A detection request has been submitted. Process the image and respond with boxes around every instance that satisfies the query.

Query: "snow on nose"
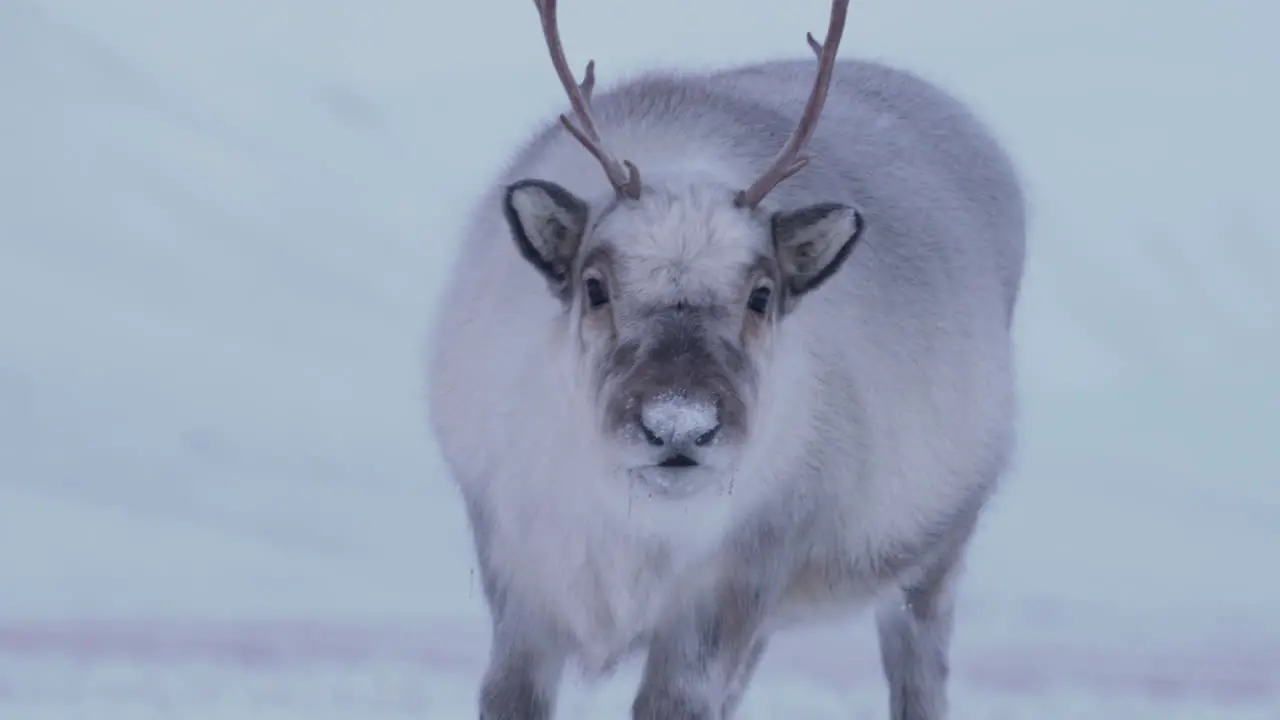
[639,394,721,450]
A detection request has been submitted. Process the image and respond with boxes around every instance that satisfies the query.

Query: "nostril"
[694,425,720,446]
[641,423,665,447]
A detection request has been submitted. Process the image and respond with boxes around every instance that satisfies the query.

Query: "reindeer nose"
[638,395,721,451]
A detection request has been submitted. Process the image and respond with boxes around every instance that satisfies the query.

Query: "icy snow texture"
[1,0,1277,717]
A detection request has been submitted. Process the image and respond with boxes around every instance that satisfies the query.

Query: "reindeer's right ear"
[503,179,590,294]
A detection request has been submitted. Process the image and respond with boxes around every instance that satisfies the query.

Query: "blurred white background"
[1,0,1277,717]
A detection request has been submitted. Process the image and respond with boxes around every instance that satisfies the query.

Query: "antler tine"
[736,0,851,209]
[806,31,823,58]
[579,59,596,101]
[532,0,641,199]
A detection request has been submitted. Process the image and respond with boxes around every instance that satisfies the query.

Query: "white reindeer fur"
[427,53,1025,720]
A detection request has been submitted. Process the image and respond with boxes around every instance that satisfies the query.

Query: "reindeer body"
[428,42,1024,720]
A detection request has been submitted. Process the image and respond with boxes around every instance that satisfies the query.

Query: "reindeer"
[425,0,1026,717]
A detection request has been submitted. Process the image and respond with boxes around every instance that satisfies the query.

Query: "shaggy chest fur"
[486,470,736,678]
[552,531,681,677]
[494,497,721,676]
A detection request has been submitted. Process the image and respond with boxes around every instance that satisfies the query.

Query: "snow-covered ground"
[2,0,1278,717]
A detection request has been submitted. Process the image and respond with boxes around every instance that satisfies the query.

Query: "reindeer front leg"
[632,517,801,720]
[632,584,769,720]
[479,622,566,720]
[464,494,568,720]
[874,535,973,720]
[721,636,769,718]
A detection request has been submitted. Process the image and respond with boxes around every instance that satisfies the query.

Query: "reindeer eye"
[747,286,772,315]
[585,276,610,308]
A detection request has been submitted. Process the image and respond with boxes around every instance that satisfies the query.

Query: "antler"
[735,0,851,209]
[532,0,642,200]
[806,32,824,58]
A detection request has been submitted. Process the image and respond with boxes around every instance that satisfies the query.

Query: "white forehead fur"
[590,182,766,304]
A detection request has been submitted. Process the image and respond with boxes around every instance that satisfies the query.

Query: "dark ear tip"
[503,181,531,214]
[504,178,543,200]
[774,201,866,299]
[504,178,590,218]
[828,204,865,242]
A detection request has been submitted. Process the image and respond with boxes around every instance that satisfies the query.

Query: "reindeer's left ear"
[772,202,865,297]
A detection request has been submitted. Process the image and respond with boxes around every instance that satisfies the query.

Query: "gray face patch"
[602,303,752,449]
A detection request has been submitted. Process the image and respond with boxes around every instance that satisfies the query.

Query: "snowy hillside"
[1,0,1277,717]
